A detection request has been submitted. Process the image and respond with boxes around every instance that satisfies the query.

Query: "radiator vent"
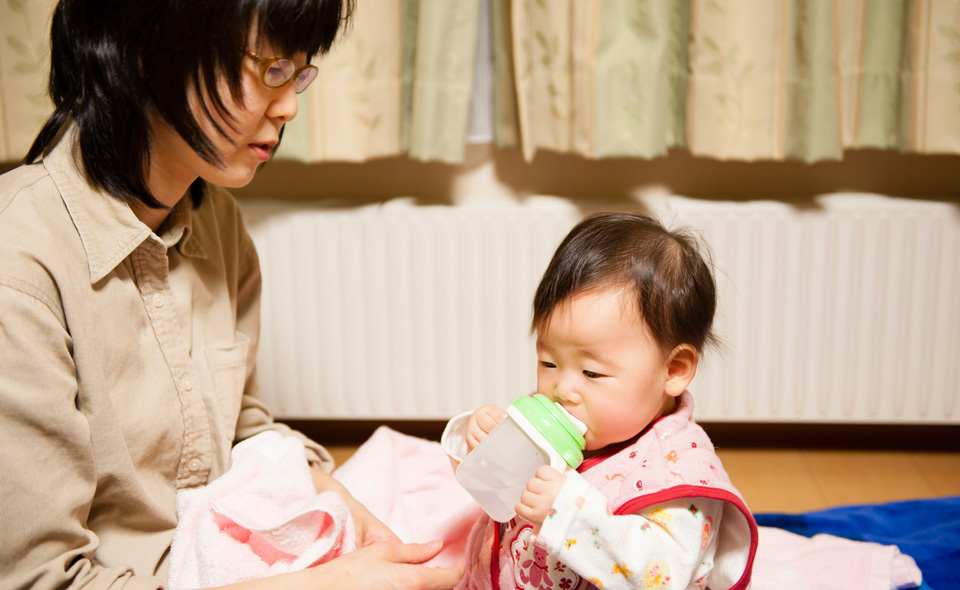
[242,195,960,424]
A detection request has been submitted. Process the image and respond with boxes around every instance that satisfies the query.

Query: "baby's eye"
[583,370,602,379]
[539,361,556,369]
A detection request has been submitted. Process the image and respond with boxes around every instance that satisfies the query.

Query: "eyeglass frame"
[245,51,319,94]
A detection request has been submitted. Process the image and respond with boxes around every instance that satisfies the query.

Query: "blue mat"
[755,496,960,590]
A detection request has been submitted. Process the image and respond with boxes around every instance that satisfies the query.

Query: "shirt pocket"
[205,332,249,442]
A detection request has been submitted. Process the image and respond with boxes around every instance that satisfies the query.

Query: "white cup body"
[455,411,551,522]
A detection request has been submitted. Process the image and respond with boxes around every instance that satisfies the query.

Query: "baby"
[452,213,758,590]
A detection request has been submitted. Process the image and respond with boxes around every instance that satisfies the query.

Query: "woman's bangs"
[255,0,350,58]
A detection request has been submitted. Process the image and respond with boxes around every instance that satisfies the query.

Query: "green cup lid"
[512,394,586,468]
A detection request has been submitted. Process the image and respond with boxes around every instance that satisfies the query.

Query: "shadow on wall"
[229,143,960,205]
[4,143,958,205]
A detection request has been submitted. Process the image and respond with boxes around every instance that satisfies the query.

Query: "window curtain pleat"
[492,0,520,148]
[408,0,482,163]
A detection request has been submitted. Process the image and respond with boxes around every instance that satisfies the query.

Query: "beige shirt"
[0,133,333,590]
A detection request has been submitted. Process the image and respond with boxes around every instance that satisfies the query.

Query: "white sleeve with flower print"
[535,471,724,590]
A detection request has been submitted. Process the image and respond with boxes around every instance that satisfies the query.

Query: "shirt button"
[152,293,165,308]
[181,378,193,391]
[188,459,201,472]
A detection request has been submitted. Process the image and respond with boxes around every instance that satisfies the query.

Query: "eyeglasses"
[245,51,318,93]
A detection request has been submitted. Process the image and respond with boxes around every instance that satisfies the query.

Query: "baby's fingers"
[533,464,564,483]
[466,405,506,451]
[515,491,553,525]
[475,405,506,433]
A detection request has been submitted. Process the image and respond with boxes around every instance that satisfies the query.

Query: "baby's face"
[535,287,675,451]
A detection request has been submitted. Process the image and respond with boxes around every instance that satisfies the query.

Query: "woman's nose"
[267,82,299,122]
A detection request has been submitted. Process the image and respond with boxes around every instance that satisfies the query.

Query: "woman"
[0,1,462,588]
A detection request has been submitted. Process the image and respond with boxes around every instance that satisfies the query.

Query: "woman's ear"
[664,344,698,397]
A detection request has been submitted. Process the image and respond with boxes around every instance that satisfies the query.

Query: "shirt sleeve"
[229,202,334,472]
[536,470,724,590]
[0,283,164,590]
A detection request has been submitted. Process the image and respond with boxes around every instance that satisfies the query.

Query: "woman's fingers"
[301,541,464,590]
[377,540,444,564]
[369,542,465,589]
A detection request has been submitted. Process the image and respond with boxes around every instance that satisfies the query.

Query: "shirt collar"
[43,128,206,284]
[157,191,206,260]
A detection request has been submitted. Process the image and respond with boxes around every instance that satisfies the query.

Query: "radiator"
[240,195,960,424]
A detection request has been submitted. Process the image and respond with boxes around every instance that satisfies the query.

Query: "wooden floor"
[711,449,960,513]
[325,445,960,514]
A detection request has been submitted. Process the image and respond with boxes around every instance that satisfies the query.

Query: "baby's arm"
[536,471,724,590]
[464,404,506,452]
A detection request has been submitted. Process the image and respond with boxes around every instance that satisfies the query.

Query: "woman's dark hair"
[532,213,718,355]
[25,0,353,209]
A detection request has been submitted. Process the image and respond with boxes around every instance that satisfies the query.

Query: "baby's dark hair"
[532,213,718,355]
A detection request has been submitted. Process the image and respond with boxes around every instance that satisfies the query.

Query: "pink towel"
[167,432,356,589]
[333,426,482,568]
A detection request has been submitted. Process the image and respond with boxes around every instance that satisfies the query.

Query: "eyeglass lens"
[293,67,318,93]
[262,59,317,93]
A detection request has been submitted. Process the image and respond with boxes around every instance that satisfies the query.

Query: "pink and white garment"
[451,392,758,590]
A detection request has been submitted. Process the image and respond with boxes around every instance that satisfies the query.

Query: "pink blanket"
[752,528,922,590]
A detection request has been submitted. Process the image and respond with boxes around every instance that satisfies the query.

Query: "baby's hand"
[515,465,566,525]
[465,404,506,452]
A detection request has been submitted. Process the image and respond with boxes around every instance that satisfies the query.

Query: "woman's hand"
[465,404,506,453]
[304,541,464,589]
[228,541,464,590]
[310,467,400,545]
[515,465,566,526]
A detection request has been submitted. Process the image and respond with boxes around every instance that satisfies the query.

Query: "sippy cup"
[455,394,587,522]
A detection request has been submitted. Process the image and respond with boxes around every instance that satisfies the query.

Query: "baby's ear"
[664,344,698,397]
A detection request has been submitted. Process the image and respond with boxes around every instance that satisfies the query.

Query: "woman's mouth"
[250,143,273,161]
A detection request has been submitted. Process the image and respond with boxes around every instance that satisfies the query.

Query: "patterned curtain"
[503,0,960,162]
[2,0,959,164]
[280,0,482,163]
[0,0,54,163]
